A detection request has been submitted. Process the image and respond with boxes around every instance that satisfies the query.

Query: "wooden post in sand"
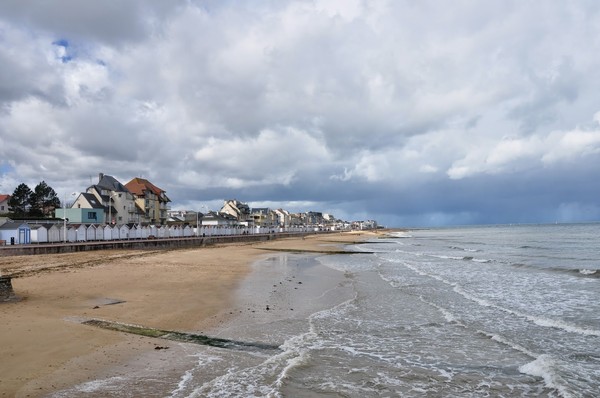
[0,275,16,302]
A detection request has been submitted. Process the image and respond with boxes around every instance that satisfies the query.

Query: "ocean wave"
[449,246,481,252]
[519,355,573,398]
[428,254,493,263]
[579,269,597,275]
[396,259,600,338]
[507,262,600,279]
[386,231,413,238]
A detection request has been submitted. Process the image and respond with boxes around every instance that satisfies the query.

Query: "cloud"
[1,1,600,226]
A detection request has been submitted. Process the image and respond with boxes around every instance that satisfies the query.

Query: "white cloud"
[2,1,600,225]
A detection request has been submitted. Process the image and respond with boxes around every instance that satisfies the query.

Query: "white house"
[86,173,140,225]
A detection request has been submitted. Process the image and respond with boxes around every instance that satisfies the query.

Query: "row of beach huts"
[0,221,314,245]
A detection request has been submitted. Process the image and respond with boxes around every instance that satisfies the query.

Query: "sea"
[52,223,600,397]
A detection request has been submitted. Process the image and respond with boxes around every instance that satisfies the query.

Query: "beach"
[0,232,373,397]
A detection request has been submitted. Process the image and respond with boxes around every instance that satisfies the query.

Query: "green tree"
[30,181,61,217]
[8,183,33,216]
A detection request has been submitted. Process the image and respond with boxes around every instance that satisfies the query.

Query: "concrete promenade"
[0,231,329,257]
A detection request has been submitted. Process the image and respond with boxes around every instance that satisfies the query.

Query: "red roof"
[125,178,164,197]
[0,194,10,202]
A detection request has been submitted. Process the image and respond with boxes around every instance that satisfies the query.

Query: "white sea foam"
[519,355,573,398]
[388,231,413,238]
[393,254,600,338]
[51,376,127,396]
[579,269,597,275]
[170,353,221,397]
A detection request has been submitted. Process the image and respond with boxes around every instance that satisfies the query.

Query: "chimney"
[99,173,104,182]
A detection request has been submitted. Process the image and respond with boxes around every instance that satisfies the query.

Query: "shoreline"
[0,231,382,397]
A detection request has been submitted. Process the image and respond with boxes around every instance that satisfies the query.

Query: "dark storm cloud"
[1,1,600,226]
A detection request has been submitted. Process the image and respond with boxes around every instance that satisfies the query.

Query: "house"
[125,177,171,225]
[0,222,31,244]
[220,199,251,221]
[71,193,107,223]
[86,173,139,224]
[201,212,238,226]
[56,207,105,224]
[0,194,10,214]
[249,207,278,227]
[273,209,290,227]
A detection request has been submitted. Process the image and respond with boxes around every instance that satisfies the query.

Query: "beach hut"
[157,226,167,238]
[140,225,149,239]
[30,224,49,244]
[118,224,130,239]
[47,224,61,243]
[86,225,96,241]
[111,225,119,240]
[95,225,104,240]
[183,225,192,237]
[75,224,87,242]
[149,225,158,238]
[103,225,114,240]
[66,226,77,242]
[131,224,141,239]
[0,222,31,245]
[169,226,181,238]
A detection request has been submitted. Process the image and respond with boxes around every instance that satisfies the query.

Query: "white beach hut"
[75,224,87,242]
[111,225,120,240]
[183,225,192,237]
[47,224,61,243]
[30,224,49,244]
[66,226,77,242]
[149,225,158,238]
[86,225,96,241]
[140,225,149,239]
[95,225,104,240]
[169,226,181,238]
[131,225,142,239]
[118,224,130,239]
[0,222,31,244]
[103,225,114,240]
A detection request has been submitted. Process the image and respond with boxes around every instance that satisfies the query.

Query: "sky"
[1,0,600,227]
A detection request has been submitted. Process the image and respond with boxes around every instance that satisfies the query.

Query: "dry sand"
[0,231,379,397]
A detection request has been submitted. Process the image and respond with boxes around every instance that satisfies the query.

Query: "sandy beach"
[0,232,376,397]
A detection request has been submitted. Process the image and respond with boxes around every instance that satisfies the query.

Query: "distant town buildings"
[0,172,379,245]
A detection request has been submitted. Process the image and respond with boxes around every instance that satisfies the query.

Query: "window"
[88,212,97,220]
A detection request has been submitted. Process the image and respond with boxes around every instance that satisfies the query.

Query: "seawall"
[0,231,329,257]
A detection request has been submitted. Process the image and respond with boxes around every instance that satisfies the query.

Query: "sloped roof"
[0,222,30,230]
[0,194,10,202]
[93,174,130,193]
[125,177,170,202]
[80,193,105,209]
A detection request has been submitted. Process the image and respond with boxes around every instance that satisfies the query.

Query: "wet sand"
[0,231,378,397]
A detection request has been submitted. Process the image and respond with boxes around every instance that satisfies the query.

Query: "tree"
[30,181,61,217]
[8,183,33,216]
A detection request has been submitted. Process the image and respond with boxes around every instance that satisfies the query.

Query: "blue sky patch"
[52,39,72,63]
